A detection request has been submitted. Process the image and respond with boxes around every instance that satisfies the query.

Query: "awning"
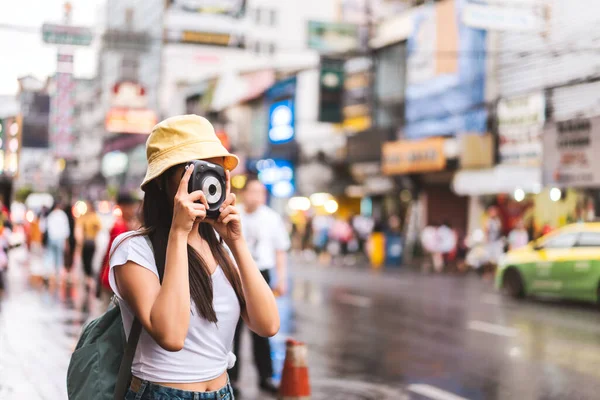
[452,165,541,196]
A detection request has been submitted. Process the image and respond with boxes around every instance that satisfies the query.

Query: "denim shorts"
[125,379,235,400]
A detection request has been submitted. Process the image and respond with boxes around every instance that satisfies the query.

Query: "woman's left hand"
[207,170,243,244]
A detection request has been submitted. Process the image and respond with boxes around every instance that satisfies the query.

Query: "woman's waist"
[132,348,236,380]
[131,371,230,395]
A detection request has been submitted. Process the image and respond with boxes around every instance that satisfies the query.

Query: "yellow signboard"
[382,138,446,175]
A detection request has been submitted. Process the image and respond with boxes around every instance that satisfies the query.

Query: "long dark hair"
[113,164,246,323]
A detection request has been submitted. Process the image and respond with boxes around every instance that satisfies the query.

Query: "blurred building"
[169,0,348,213]
[15,76,56,195]
[97,0,162,194]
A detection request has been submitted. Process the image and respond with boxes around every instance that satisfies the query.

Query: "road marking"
[336,293,372,308]
[407,384,469,400]
[467,320,518,337]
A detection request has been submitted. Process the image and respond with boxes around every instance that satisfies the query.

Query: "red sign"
[105,108,157,134]
[215,130,230,151]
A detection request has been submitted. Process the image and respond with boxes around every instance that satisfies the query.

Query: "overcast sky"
[0,0,104,95]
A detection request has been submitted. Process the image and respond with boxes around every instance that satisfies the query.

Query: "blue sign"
[255,158,295,198]
[404,0,487,139]
[268,99,295,144]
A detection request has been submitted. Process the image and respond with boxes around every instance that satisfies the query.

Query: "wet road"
[3,250,600,399]
[290,264,600,400]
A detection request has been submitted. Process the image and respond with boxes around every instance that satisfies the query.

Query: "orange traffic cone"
[278,339,311,400]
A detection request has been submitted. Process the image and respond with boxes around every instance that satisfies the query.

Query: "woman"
[77,201,102,289]
[109,115,279,400]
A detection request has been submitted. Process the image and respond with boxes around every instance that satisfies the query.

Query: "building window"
[125,8,134,28]
[254,8,262,24]
[254,41,261,54]
[269,9,277,26]
[269,42,276,55]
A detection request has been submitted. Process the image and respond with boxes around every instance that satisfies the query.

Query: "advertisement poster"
[404,0,487,139]
[543,117,600,188]
[497,92,545,166]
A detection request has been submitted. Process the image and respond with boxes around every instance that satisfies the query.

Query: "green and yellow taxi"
[496,223,600,303]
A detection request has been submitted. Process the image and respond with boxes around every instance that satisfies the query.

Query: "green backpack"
[66,302,142,400]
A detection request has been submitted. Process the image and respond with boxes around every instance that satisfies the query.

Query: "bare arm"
[114,231,190,351]
[211,171,280,337]
[275,250,287,295]
[230,239,280,337]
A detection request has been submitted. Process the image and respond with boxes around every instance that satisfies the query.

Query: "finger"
[220,193,236,210]
[221,214,240,226]
[192,209,206,220]
[226,169,231,196]
[178,163,194,195]
[191,203,206,211]
[218,205,235,223]
[189,190,209,209]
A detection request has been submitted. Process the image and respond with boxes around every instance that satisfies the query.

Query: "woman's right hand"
[171,164,209,235]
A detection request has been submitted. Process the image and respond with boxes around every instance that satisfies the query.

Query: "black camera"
[187,160,227,219]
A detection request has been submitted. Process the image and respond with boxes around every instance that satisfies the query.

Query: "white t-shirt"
[241,205,290,271]
[46,209,70,241]
[108,232,241,383]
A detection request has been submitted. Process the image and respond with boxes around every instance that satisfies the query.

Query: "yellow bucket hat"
[141,114,239,190]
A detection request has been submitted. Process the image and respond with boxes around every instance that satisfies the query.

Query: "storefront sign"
[268,99,295,144]
[255,158,295,198]
[164,29,244,47]
[105,108,157,135]
[343,57,372,134]
[497,92,545,166]
[307,21,359,54]
[167,0,246,17]
[111,81,148,109]
[453,165,541,196]
[319,58,345,123]
[543,117,600,188]
[382,138,446,175]
[42,23,92,46]
[463,3,544,32]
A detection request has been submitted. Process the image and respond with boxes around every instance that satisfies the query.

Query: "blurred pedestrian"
[312,213,334,264]
[230,178,290,394]
[45,202,70,283]
[508,219,529,251]
[0,221,10,293]
[77,201,102,289]
[63,203,77,277]
[28,212,43,256]
[97,193,140,309]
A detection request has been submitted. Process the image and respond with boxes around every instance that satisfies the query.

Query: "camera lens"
[209,184,217,196]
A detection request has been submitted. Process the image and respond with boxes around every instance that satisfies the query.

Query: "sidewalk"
[0,249,408,400]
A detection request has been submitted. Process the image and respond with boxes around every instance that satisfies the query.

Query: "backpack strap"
[114,235,154,399]
[114,318,142,400]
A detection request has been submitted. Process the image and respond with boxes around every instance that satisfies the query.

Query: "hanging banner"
[318,57,345,123]
[307,21,360,53]
[497,92,545,166]
[50,52,75,159]
[343,57,372,133]
[166,0,246,17]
